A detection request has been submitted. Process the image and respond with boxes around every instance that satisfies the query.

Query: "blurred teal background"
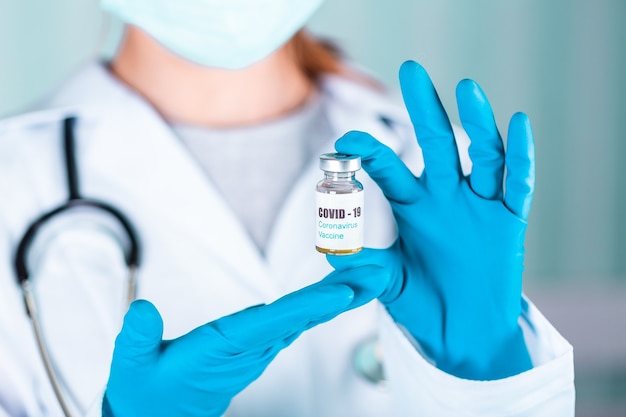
[1,0,625,415]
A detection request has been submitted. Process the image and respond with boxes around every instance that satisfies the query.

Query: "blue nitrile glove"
[326,60,535,380]
[103,267,384,417]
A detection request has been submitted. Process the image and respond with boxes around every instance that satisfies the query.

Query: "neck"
[109,26,315,127]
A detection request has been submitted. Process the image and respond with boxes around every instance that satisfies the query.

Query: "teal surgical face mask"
[101,0,325,69]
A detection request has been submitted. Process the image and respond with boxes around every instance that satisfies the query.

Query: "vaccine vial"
[316,153,364,255]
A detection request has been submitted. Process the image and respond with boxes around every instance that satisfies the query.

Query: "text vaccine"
[315,153,364,255]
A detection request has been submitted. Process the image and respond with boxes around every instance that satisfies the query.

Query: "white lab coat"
[0,63,574,417]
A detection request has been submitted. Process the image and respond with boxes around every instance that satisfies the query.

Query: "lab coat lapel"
[264,143,333,293]
[80,90,277,300]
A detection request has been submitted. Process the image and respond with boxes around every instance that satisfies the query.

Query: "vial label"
[315,191,364,253]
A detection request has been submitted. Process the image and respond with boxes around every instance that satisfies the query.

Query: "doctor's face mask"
[101,0,325,69]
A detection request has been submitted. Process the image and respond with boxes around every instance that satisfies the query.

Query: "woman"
[0,1,574,416]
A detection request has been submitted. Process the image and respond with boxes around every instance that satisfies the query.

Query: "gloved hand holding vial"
[327,60,536,380]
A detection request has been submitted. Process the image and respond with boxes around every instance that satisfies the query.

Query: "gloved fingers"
[456,79,505,200]
[504,112,535,220]
[325,247,388,270]
[335,131,421,204]
[112,299,163,367]
[399,60,462,186]
[211,283,354,352]
[301,279,378,331]
[324,251,403,307]
[190,343,285,389]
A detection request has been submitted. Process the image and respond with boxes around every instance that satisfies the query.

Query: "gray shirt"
[172,94,332,254]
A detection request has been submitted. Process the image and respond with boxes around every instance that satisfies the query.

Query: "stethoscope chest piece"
[352,336,386,387]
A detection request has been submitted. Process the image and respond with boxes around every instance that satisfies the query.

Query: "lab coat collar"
[45,62,412,155]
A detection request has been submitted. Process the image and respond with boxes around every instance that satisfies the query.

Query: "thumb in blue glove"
[327,60,535,380]
[103,274,370,417]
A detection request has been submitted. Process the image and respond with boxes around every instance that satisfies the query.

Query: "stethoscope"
[13,116,141,417]
[12,116,386,417]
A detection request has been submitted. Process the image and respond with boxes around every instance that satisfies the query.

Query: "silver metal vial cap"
[319,153,361,173]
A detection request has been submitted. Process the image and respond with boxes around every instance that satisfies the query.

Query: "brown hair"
[288,30,344,80]
[288,29,382,90]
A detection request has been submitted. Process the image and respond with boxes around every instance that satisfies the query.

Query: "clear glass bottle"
[315,153,364,255]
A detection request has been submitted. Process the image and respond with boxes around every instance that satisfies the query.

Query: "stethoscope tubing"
[14,198,140,287]
[12,116,140,417]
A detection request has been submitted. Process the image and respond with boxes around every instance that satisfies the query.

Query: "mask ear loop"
[13,117,141,417]
[96,7,126,63]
